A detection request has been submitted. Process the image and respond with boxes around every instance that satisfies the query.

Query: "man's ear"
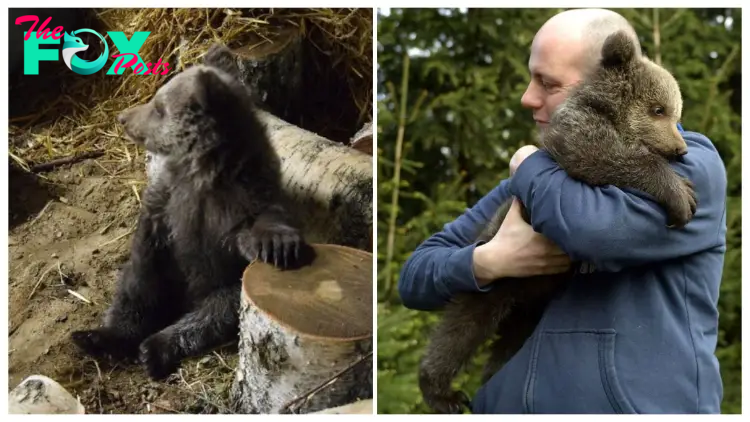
[600,30,636,69]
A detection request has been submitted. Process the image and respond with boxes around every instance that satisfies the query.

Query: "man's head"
[521,8,641,127]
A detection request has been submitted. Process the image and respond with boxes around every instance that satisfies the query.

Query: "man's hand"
[510,145,539,176]
[472,197,572,286]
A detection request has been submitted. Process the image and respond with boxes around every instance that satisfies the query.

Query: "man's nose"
[521,84,542,110]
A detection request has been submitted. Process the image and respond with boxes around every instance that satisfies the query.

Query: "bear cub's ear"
[203,43,242,82]
[600,30,636,69]
[195,69,232,112]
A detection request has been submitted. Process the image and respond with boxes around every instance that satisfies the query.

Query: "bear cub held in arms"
[418,30,696,413]
[71,44,315,380]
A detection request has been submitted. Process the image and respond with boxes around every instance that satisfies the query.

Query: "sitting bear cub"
[71,44,315,380]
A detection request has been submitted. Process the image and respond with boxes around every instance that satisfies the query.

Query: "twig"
[57,262,66,286]
[652,8,661,66]
[28,264,56,300]
[68,289,92,304]
[131,184,142,205]
[30,151,105,173]
[279,350,373,414]
[97,228,135,249]
[28,201,53,227]
[93,360,103,382]
[382,53,410,302]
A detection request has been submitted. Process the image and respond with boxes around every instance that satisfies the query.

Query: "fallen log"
[231,243,372,414]
[145,107,372,251]
[9,375,85,414]
[258,108,373,251]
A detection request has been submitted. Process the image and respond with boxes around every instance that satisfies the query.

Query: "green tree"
[377,8,741,414]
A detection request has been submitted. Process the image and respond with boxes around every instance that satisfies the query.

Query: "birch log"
[231,244,372,414]
[9,375,85,414]
[257,109,373,251]
[145,109,372,252]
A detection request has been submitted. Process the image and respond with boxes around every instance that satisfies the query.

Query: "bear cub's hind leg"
[71,212,183,362]
[138,284,240,380]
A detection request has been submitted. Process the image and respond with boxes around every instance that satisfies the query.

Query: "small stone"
[56,231,63,238]
[55,315,68,323]
[51,253,58,258]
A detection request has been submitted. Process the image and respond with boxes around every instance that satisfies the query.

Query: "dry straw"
[10,8,373,170]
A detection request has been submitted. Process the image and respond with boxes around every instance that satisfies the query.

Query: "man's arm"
[508,130,727,273]
[397,181,512,311]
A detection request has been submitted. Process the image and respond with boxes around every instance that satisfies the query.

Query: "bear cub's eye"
[652,106,666,116]
[154,101,165,118]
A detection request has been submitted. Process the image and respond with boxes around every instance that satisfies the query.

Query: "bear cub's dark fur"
[71,44,315,380]
[418,31,696,414]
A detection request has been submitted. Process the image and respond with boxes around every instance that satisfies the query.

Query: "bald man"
[398,9,726,414]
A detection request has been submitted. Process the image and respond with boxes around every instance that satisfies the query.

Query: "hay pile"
[9,8,372,171]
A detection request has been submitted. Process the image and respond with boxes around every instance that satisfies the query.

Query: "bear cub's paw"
[71,328,139,362]
[240,221,316,270]
[419,366,471,414]
[422,389,471,414]
[666,177,698,228]
[138,333,181,381]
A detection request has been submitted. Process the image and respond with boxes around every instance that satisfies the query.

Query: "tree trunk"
[219,27,304,123]
[231,244,372,414]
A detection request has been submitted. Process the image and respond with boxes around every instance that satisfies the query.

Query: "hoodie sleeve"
[397,180,512,310]
[508,129,727,273]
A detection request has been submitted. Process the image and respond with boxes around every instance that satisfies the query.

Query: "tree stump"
[9,375,85,414]
[217,27,303,124]
[231,243,372,414]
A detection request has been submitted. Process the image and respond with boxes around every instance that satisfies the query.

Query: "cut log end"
[350,122,373,156]
[242,243,372,341]
[232,243,373,414]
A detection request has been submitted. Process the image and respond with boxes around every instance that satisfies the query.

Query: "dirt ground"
[8,158,237,414]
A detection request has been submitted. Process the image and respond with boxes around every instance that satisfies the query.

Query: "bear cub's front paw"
[71,328,139,362]
[666,177,698,228]
[239,222,315,270]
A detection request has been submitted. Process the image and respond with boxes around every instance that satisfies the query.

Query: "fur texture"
[418,31,695,414]
[70,44,315,380]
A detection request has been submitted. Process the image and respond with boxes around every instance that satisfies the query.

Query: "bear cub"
[71,44,315,380]
[418,30,696,413]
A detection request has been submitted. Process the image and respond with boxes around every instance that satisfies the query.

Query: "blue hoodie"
[398,126,727,414]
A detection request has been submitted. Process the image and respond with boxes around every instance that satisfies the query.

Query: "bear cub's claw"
[241,222,315,270]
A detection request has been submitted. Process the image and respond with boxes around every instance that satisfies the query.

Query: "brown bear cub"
[418,30,696,414]
[71,44,315,380]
